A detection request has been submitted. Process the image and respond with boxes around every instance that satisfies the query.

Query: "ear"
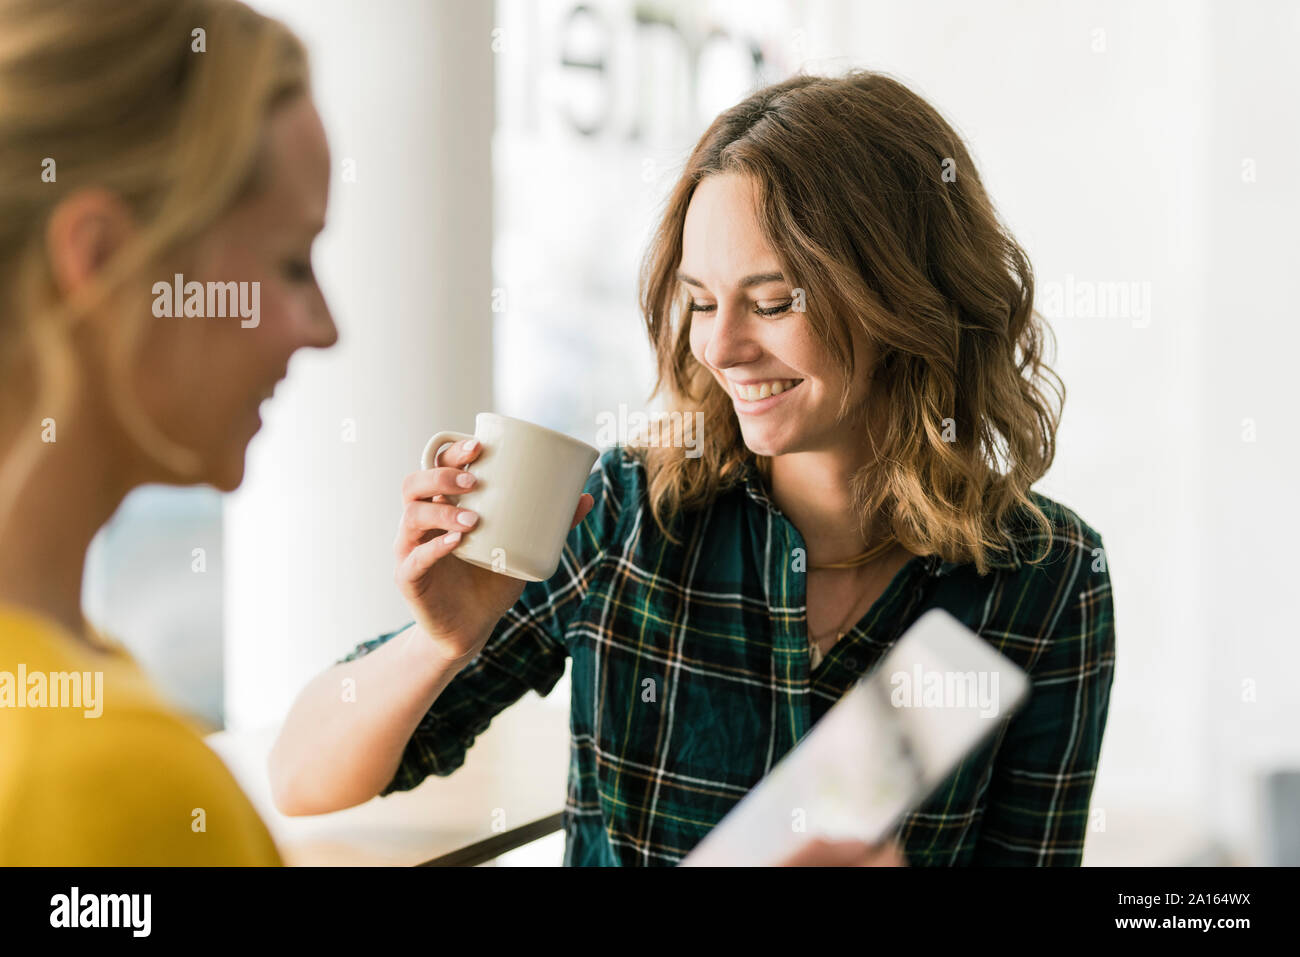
[44,188,136,300]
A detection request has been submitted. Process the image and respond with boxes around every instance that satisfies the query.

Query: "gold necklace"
[808,598,868,646]
[806,538,897,651]
[808,535,897,570]
[808,595,869,670]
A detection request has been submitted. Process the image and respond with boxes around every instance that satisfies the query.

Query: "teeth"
[734,379,799,401]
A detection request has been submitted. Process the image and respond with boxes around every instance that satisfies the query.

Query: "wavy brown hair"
[635,70,1063,575]
[0,0,308,531]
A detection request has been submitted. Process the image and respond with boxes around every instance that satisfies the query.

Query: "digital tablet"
[679,607,1031,866]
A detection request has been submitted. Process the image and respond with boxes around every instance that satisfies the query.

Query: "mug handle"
[421,430,477,470]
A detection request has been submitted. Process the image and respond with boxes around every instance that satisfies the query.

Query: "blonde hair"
[0,0,308,529]
[637,71,1064,575]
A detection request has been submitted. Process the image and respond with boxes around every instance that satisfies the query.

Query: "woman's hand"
[774,836,907,866]
[394,437,595,664]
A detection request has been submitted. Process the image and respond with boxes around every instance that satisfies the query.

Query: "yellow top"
[0,603,282,865]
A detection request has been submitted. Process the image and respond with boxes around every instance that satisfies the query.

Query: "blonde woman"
[273,72,1116,867]
[0,0,336,864]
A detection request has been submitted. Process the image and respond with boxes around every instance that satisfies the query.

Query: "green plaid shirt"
[339,445,1116,866]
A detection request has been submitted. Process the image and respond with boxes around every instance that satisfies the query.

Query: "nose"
[701,299,759,372]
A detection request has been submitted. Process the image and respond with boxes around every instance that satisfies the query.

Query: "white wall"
[1202,0,1300,862]
[224,0,495,730]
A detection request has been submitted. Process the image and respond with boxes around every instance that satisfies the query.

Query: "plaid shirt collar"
[737,458,1024,578]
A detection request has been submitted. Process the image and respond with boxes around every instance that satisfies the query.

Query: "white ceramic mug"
[420,412,601,582]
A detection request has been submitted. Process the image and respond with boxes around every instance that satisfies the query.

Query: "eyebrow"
[676,270,786,290]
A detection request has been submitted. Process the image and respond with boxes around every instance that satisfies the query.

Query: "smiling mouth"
[730,378,804,402]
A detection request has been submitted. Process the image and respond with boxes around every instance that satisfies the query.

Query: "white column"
[224,0,495,731]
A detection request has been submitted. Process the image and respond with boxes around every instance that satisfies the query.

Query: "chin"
[738,429,789,459]
[208,414,264,490]
[214,474,244,493]
[206,454,248,493]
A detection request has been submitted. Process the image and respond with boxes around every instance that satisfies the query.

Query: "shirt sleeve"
[970,537,1117,865]
[336,446,629,795]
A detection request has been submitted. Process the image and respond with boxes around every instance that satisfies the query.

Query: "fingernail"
[444,531,461,544]
[456,471,476,488]
[458,510,478,527]
[463,439,478,452]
